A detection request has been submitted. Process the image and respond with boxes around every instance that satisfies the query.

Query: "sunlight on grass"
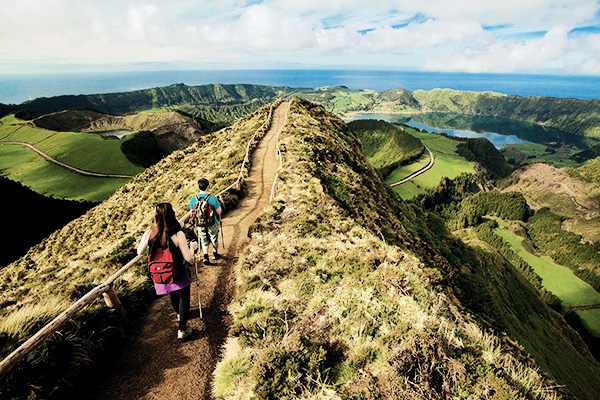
[214,99,563,400]
[496,227,600,307]
[382,127,476,199]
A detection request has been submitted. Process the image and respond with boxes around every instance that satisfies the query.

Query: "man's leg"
[197,227,212,265]
[209,224,220,260]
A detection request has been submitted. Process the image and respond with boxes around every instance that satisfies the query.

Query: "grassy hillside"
[0,108,215,200]
[568,156,600,183]
[0,115,141,201]
[456,137,514,179]
[502,143,581,168]
[413,89,600,141]
[348,119,424,178]
[0,102,273,399]
[214,99,600,399]
[386,127,477,199]
[505,162,600,243]
[2,98,600,399]
[571,143,600,163]
[4,83,600,147]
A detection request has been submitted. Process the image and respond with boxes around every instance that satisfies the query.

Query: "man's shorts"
[197,223,219,248]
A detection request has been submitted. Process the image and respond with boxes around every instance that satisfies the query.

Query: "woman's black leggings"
[169,285,190,331]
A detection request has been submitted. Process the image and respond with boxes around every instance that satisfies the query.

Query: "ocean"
[1,69,600,105]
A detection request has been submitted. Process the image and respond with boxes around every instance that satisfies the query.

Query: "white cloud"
[0,0,599,74]
[575,57,600,75]
[424,26,571,73]
[362,20,489,50]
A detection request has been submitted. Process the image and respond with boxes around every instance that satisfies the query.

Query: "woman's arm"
[137,229,151,255]
[174,230,197,263]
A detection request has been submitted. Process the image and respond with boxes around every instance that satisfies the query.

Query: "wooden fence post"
[103,287,128,322]
[0,284,111,376]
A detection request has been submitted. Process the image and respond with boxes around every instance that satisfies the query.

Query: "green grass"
[0,123,56,143]
[504,143,547,158]
[495,224,600,306]
[495,224,600,337]
[0,145,130,201]
[350,119,424,178]
[503,143,580,167]
[576,309,600,337]
[568,157,600,184]
[136,106,176,114]
[0,115,143,201]
[38,132,143,175]
[388,128,476,199]
[384,151,430,182]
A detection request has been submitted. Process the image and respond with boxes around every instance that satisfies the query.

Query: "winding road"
[389,145,435,187]
[0,141,135,179]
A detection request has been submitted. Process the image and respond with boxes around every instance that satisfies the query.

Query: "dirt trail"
[89,101,290,400]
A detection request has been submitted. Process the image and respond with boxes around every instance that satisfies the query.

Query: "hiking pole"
[220,218,225,251]
[192,237,203,320]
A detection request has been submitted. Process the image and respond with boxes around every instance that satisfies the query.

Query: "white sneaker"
[177,327,192,340]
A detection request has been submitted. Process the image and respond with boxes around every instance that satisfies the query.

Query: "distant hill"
[24,108,222,169]
[571,143,600,163]
[348,119,424,178]
[3,83,600,146]
[3,83,287,121]
[456,137,514,179]
[413,89,600,140]
[33,108,213,154]
[3,98,600,399]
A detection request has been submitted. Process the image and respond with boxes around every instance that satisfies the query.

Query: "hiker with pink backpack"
[189,178,222,265]
[137,203,198,340]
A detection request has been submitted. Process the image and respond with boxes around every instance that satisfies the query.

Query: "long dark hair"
[149,203,182,249]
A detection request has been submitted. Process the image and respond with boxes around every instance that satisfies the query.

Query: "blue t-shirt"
[189,193,221,226]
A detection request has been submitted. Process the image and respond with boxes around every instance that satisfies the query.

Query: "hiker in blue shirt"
[189,178,222,265]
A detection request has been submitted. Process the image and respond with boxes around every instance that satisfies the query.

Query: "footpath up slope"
[0,100,285,400]
[89,101,290,399]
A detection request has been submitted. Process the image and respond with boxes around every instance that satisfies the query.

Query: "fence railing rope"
[0,98,285,377]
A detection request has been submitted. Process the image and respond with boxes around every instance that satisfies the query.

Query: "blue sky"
[1,0,600,75]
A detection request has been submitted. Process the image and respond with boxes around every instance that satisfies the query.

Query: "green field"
[384,150,431,182]
[0,115,143,201]
[387,128,476,199]
[0,144,130,201]
[502,143,580,168]
[495,223,600,337]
